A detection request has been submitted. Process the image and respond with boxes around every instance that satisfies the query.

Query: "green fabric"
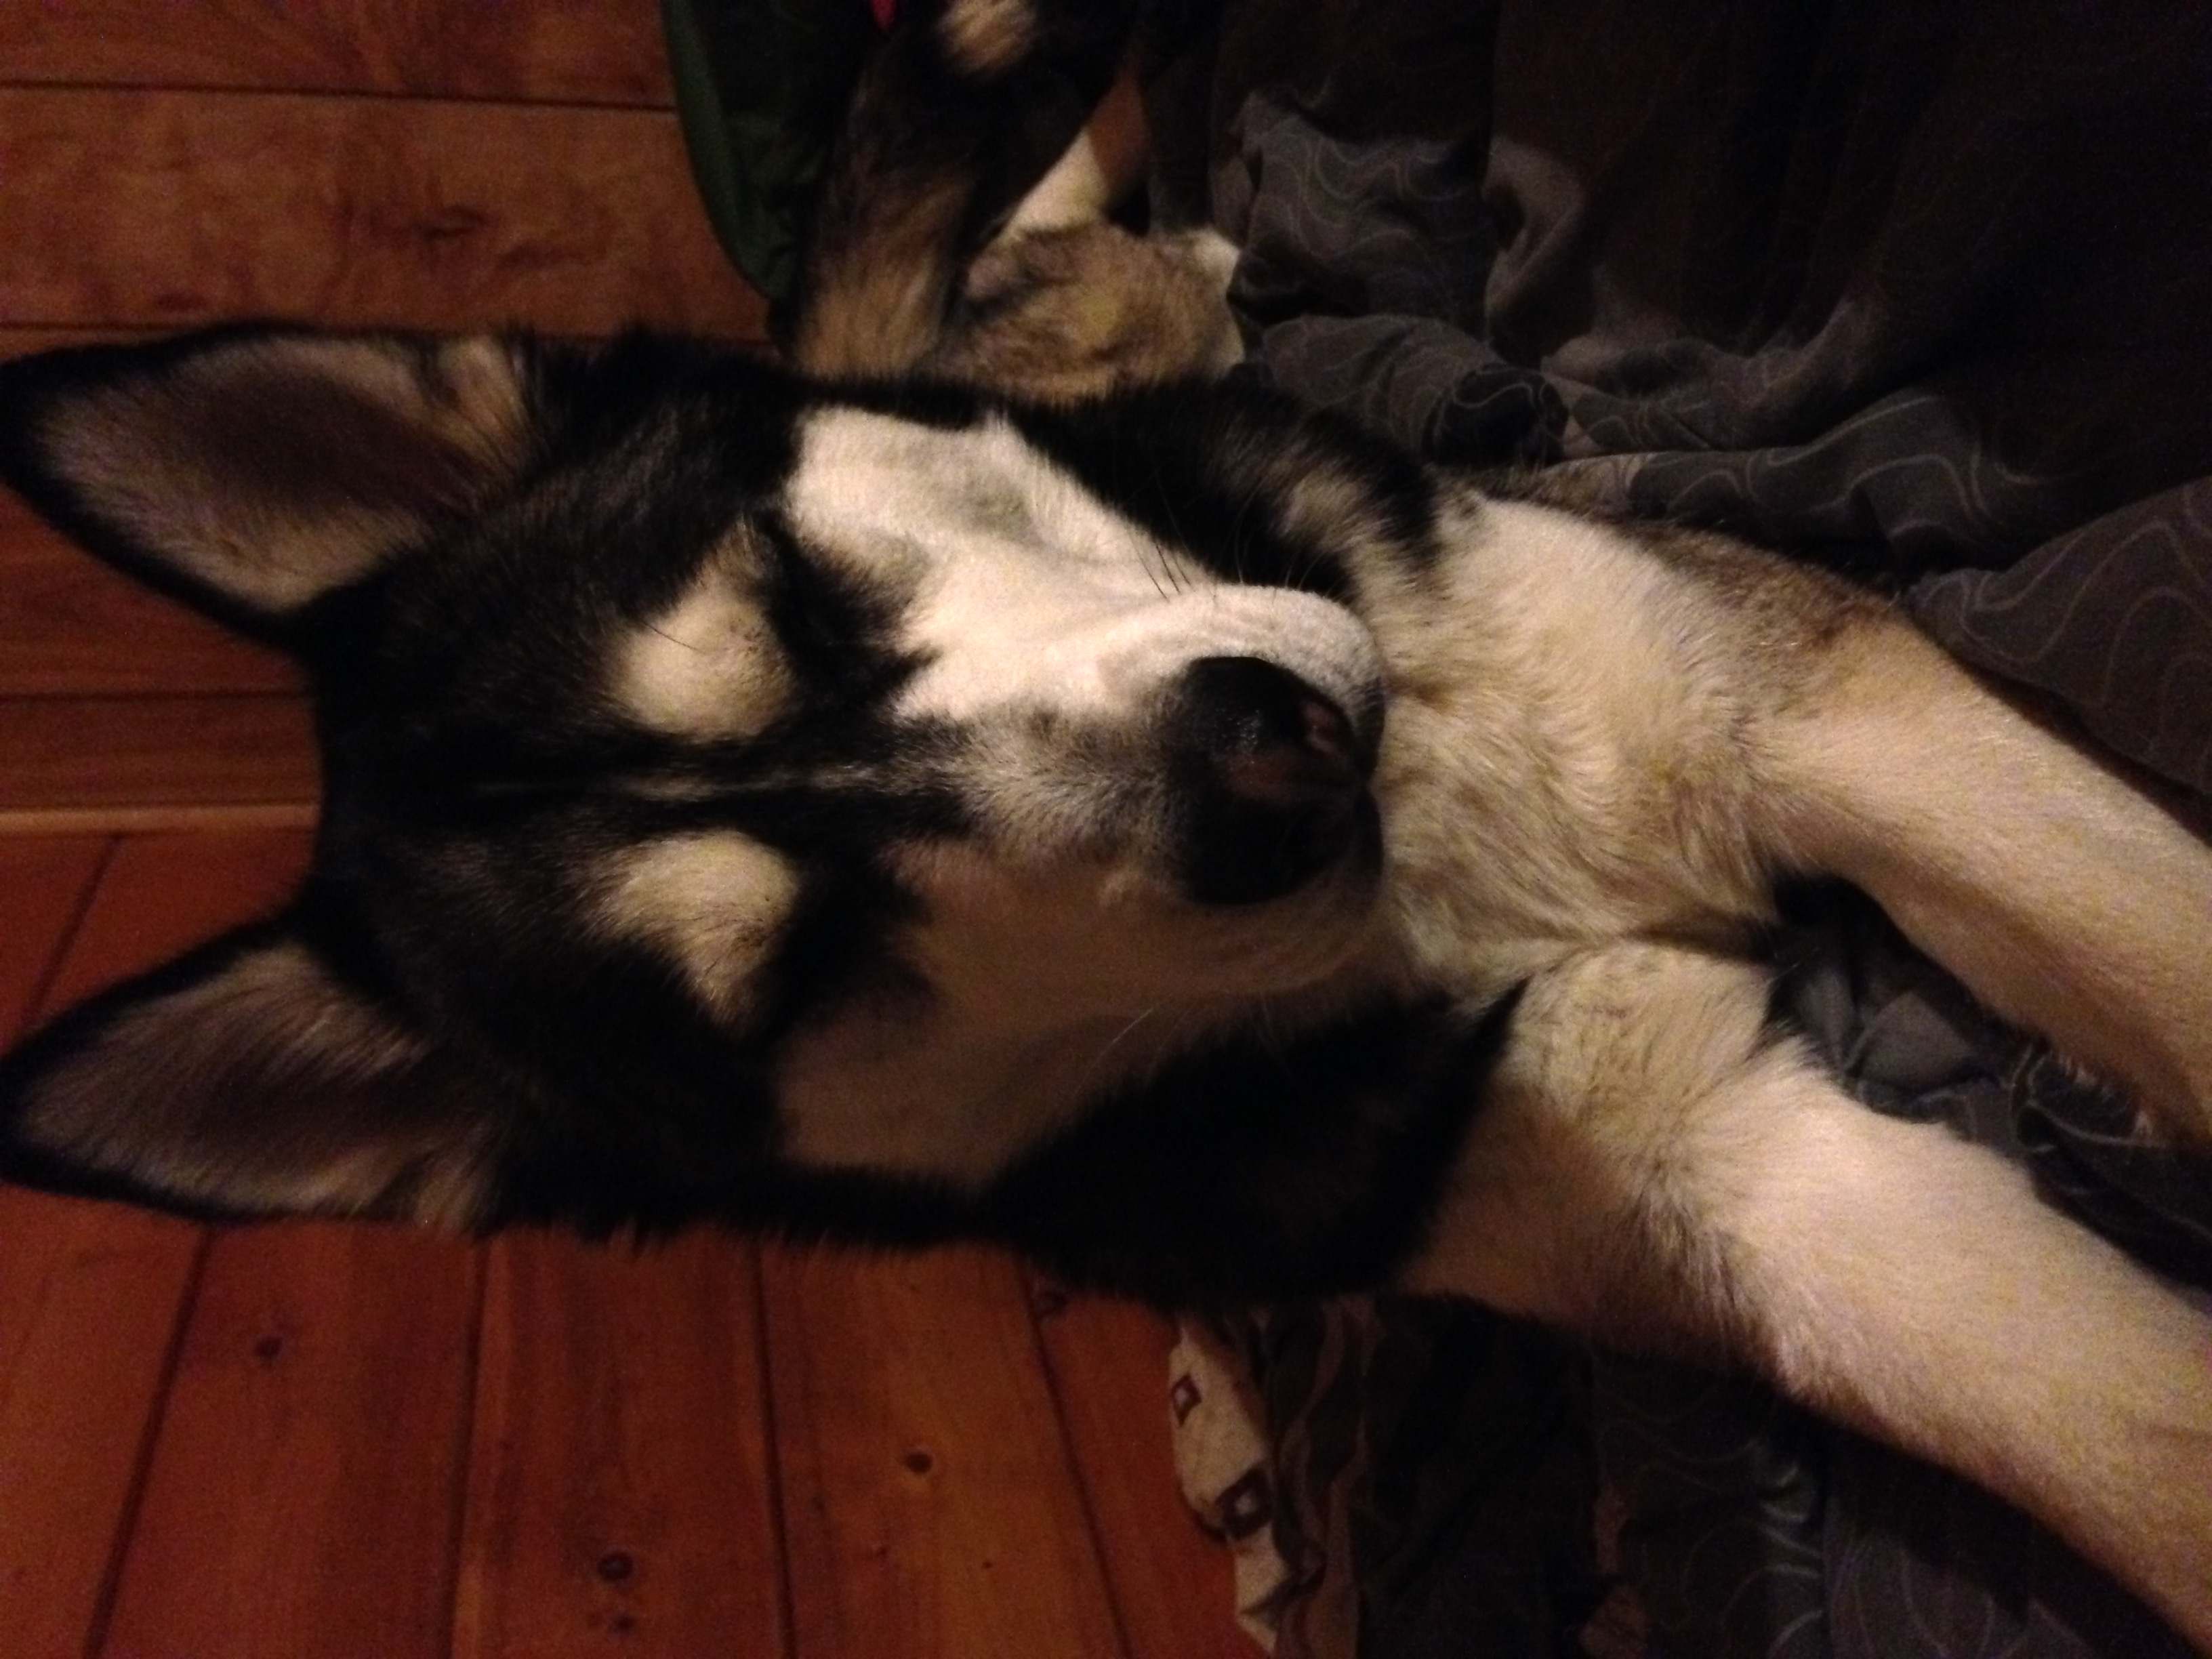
[661,0,879,308]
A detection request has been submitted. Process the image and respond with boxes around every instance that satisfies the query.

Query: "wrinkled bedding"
[670,3,2212,1652]
[1207,1,2212,794]
[1180,892,2211,1659]
[1172,4,2212,1654]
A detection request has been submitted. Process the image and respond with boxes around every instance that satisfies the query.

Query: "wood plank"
[0,1208,203,1658]
[0,325,168,354]
[0,0,672,105]
[35,827,313,1008]
[0,494,303,697]
[100,1221,482,1659]
[0,838,122,1654]
[0,834,108,1040]
[0,830,311,1658]
[762,1243,1126,1659]
[0,802,319,838]
[0,89,766,337]
[1029,1284,1254,1659]
[0,695,319,815]
[454,1229,788,1659]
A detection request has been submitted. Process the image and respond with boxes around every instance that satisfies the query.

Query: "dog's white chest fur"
[1359,493,1785,1001]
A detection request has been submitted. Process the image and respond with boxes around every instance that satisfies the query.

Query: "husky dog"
[2,1,2210,1647]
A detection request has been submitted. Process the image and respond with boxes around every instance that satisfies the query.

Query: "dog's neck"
[767,846,1415,1191]
[1355,494,1790,997]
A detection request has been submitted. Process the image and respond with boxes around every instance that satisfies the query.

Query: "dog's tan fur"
[791,9,2212,1641]
[0,3,2205,1647]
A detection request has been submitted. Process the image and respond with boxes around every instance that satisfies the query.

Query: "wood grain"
[37,825,314,1018]
[454,1229,790,1659]
[0,695,319,815]
[762,1244,1128,1659]
[61,829,479,1659]
[0,0,673,105]
[0,1204,205,1659]
[0,28,1234,1659]
[0,325,166,354]
[0,830,310,1658]
[1030,1285,1253,1659]
[100,1221,482,1659]
[0,88,766,337]
[0,834,108,1039]
[0,494,302,697]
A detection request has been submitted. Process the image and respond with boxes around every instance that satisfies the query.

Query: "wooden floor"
[0,831,1249,1659]
[0,8,1248,1656]
[0,0,767,831]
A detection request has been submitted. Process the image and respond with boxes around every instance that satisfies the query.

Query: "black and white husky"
[3,1,2209,1645]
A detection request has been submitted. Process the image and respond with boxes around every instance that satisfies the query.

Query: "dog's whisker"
[1076,1008,1160,1094]
[3,35,2209,1635]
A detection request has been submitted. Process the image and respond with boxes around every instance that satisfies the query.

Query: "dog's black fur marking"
[569,989,1523,1310]
[977,990,1523,1307]
[1013,387,1446,596]
[0,322,1494,1299]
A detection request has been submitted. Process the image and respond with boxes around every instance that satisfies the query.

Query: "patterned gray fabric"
[1218,0,2212,792]
[1221,94,1561,468]
[1913,479,2212,797]
[1165,2,2212,1655]
[1226,895,2209,1659]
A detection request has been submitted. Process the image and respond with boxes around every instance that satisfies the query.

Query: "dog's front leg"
[1401,942,2212,1652]
[1765,620,2212,1143]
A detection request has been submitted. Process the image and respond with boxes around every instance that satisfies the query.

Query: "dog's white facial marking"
[784,409,1383,729]
[614,531,790,740]
[596,832,800,1025]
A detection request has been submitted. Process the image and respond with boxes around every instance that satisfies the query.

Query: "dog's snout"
[1171,656,1380,905]
[1185,655,1366,799]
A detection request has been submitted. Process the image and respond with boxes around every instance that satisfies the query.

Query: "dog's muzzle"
[1168,655,1382,905]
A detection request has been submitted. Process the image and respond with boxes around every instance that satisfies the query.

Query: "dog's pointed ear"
[0,926,506,1227]
[0,329,540,633]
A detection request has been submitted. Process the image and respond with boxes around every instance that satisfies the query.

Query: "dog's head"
[0,328,1445,1244]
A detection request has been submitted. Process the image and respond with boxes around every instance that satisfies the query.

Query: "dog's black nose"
[1170,655,1379,905]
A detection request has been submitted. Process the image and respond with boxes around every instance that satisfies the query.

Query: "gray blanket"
[670,4,2212,1647]
[1161,2,2212,1654]
[1211,0,2212,792]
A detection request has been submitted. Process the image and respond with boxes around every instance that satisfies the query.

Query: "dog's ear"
[0,925,506,1227]
[0,329,540,635]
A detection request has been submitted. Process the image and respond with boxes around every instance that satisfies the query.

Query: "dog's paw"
[938,223,1242,399]
[939,0,1040,76]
